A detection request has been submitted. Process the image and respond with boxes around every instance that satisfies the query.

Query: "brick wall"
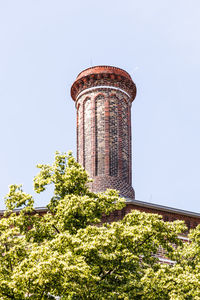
[102,202,200,231]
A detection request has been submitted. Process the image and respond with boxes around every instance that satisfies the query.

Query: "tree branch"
[5,244,13,272]
[52,224,60,234]
[132,233,155,253]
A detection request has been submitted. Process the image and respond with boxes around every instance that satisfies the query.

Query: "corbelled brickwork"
[71,66,136,198]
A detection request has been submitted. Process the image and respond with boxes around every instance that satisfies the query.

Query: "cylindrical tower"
[71,66,136,198]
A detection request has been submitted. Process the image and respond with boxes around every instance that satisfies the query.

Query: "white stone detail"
[158,257,176,264]
[77,86,131,100]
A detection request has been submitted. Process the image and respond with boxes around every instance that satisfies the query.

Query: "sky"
[0,0,200,212]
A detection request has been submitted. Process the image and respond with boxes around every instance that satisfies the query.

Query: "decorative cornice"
[76,86,131,100]
[76,66,132,80]
[71,66,136,102]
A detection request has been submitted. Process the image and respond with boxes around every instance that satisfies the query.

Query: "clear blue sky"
[0,0,200,212]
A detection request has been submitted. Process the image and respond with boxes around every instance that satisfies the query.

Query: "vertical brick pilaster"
[91,95,96,177]
[105,98,110,176]
[78,102,84,166]
[76,104,79,162]
[71,66,136,199]
[118,102,123,178]
[82,102,85,168]
[128,103,132,185]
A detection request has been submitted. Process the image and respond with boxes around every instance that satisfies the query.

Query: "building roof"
[1,199,200,219]
[126,199,200,218]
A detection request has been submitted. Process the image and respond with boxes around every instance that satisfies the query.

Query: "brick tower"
[71,66,136,198]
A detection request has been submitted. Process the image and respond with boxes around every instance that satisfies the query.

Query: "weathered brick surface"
[90,176,135,199]
[121,99,129,183]
[71,66,137,198]
[95,94,105,176]
[109,96,118,176]
[102,202,200,231]
[72,65,136,199]
[84,97,92,174]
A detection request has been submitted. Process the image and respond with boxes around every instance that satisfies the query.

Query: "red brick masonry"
[103,200,200,231]
[2,200,199,231]
[71,66,136,198]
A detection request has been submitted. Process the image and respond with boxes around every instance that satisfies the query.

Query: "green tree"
[0,152,199,299]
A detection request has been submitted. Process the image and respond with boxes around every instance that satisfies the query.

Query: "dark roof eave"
[126,198,200,219]
[0,201,200,219]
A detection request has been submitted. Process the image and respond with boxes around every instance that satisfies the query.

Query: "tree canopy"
[1,152,200,299]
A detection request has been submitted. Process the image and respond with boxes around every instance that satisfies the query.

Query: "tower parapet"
[71,66,136,198]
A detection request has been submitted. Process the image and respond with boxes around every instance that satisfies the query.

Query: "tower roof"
[76,66,132,81]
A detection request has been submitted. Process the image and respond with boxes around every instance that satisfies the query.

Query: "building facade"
[1,65,200,231]
[70,65,200,230]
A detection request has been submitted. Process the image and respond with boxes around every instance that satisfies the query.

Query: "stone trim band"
[76,86,131,100]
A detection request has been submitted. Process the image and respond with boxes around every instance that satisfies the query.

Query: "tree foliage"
[0,152,200,299]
